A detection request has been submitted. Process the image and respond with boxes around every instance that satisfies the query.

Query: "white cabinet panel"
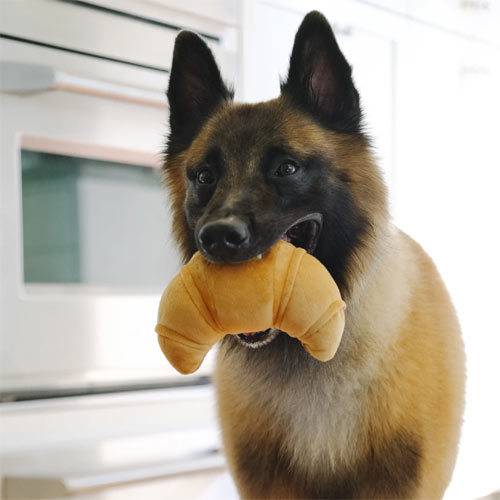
[407,0,500,45]
[0,0,230,72]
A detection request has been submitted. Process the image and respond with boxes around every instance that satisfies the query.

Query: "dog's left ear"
[166,31,233,156]
[281,11,361,133]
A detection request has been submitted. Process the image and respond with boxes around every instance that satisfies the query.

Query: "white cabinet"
[407,0,500,45]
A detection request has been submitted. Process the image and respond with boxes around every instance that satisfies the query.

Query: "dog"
[163,11,465,499]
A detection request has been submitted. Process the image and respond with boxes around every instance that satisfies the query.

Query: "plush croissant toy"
[155,240,346,374]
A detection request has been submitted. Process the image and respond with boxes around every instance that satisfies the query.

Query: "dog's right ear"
[166,31,233,156]
[281,11,361,133]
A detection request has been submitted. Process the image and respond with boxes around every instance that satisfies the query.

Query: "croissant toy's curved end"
[156,326,209,375]
[155,267,222,375]
[300,302,346,362]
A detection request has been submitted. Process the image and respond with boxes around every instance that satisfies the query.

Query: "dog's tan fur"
[164,14,465,498]
[213,118,463,500]
[166,100,464,498]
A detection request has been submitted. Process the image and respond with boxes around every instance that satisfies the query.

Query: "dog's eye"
[275,161,298,177]
[197,167,215,185]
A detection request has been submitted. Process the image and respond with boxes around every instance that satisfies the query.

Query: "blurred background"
[0,0,499,498]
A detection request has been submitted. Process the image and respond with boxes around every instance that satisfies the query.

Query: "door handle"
[0,61,167,108]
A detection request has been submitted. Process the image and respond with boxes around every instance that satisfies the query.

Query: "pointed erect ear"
[281,11,361,133]
[166,31,233,156]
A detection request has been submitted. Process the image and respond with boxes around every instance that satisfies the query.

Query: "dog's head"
[164,11,387,299]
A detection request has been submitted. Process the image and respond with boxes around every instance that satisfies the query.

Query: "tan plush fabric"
[155,240,346,374]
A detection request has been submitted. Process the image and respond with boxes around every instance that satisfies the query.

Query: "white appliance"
[0,0,237,399]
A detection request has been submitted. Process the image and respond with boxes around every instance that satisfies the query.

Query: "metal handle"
[0,61,167,108]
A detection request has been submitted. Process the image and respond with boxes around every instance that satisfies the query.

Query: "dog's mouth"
[236,327,280,348]
[237,213,323,348]
[280,213,323,254]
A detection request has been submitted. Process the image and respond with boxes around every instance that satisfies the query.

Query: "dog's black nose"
[198,217,250,260]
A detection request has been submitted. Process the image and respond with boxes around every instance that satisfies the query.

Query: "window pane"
[21,150,173,287]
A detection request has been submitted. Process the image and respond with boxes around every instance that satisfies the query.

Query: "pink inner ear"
[310,55,336,112]
[185,73,207,108]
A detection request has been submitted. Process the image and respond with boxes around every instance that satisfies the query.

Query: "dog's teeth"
[256,254,262,259]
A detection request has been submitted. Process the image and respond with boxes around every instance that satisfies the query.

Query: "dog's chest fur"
[214,229,423,498]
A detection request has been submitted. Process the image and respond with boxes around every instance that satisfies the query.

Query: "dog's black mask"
[165,11,368,296]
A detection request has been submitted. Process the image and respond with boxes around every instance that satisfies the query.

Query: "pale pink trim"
[20,135,162,168]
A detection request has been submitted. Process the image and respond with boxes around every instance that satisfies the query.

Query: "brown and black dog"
[163,11,465,499]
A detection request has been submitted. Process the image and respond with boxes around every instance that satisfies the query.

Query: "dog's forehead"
[208,101,286,160]
[187,99,330,167]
